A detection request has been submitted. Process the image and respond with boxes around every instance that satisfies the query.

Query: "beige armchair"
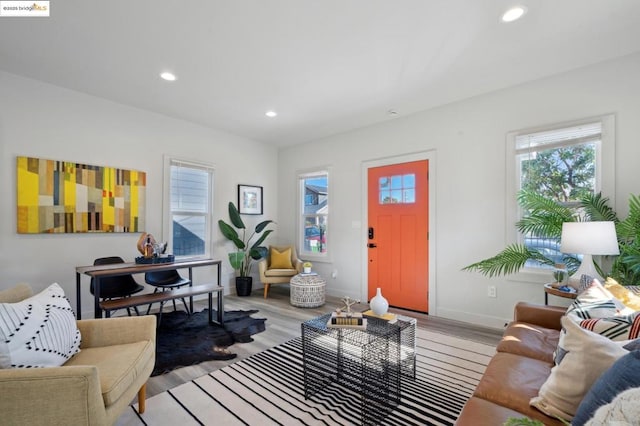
[0,283,156,426]
[258,245,303,298]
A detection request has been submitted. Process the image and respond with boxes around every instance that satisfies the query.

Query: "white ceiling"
[2,0,640,147]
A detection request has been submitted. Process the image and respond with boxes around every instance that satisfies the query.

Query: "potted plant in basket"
[218,201,274,296]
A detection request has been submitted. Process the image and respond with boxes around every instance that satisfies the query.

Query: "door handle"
[367,243,377,248]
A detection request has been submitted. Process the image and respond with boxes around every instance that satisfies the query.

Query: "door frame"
[361,150,437,315]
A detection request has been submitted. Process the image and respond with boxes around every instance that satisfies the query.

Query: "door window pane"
[379,173,415,204]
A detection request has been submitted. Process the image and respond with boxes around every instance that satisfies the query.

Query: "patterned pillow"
[576,312,640,341]
[563,277,640,341]
[567,277,632,320]
[554,279,639,364]
[0,283,81,368]
[578,274,596,294]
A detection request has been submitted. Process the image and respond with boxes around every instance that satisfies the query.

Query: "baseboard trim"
[436,307,509,330]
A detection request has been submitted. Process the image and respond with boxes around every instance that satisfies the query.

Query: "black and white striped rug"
[118,328,495,426]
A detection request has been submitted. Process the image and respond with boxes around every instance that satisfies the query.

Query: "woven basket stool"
[290,274,326,308]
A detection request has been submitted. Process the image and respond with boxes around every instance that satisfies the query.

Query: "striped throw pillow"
[577,312,640,341]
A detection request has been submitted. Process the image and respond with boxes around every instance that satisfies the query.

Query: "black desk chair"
[144,269,191,318]
[90,256,145,316]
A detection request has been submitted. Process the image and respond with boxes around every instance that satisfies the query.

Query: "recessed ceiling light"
[160,72,177,81]
[501,6,526,23]
[265,111,277,118]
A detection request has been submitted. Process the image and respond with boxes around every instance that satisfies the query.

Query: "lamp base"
[567,254,601,289]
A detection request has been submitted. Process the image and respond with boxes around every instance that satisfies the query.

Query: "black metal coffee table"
[301,313,416,425]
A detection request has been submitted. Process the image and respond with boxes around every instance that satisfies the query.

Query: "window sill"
[505,267,553,284]
[299,253,332,263]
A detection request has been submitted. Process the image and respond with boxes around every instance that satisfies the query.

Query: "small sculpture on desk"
[137,233,157,258]
[154,241,168,256]
[135,233,172,264]
[330,296,365,328]
[339,296,361,317]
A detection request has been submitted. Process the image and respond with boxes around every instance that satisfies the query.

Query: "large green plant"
[218,202,274,277]
[612,194,640,285]
[463,191,640,285]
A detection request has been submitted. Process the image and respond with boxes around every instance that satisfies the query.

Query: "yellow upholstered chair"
[258,245,303,298]
[0,283,156,426]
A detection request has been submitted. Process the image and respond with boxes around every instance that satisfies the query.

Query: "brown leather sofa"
[456,302,567,425]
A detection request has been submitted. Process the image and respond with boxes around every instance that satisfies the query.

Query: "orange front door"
[367,160,429,312]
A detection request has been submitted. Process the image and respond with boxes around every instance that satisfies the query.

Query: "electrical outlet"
[488,285,497,298]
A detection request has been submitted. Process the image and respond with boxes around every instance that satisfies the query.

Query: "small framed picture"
[238,184,263,215]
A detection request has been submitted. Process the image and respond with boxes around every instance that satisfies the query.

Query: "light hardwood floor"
[144,285,503,398]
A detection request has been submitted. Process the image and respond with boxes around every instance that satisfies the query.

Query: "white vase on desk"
[370,287,389,316]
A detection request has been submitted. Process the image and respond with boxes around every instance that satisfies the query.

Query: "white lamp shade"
[560,221,619,255]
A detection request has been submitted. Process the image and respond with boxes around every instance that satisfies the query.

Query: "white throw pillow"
[585,387,640,425]
[530,316,630,422]
[0,283,81,368]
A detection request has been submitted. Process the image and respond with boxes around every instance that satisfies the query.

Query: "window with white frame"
[163,158,214,258]
[299,170,328,257]
[507,115,615,271]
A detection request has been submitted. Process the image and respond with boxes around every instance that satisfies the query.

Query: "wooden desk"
[76,258,222,319]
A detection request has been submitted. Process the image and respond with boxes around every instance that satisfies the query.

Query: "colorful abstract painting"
[16,156,146,233]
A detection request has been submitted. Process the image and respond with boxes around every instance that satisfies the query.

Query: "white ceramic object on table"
[369,287,389,316]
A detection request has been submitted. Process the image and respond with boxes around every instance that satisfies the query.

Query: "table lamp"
[560,221,619,287]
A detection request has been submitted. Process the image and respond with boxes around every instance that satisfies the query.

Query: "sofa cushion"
[455,396,566,426]
[497,322,559,363]
[0,283,81,368]
[264,268,297,277]
[65,339,154,406]
[572,350,640,425]
[473,352,553,423]
[530,316,630,422]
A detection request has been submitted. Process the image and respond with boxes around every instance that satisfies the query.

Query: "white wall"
[4,52,640,328]
[0,71,279,319]
[277,52,640,329]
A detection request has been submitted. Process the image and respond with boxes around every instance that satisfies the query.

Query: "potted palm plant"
[463,190,640,285]
[218,202,274,296]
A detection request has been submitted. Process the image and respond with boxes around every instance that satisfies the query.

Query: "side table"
[290,274,326,307]
[301,313,416,425]
[544,283,577,305]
